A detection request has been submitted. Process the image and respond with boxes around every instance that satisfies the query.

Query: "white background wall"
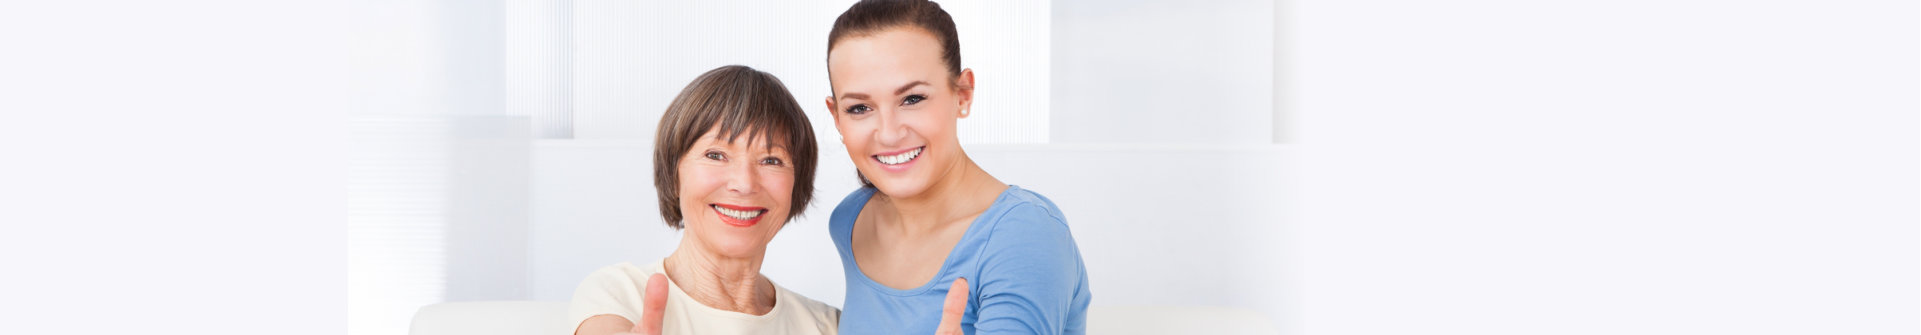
[1288,0,1915,334]
[1052,0,1276,144]
[348,0,529,333]
[553,0,1051,143]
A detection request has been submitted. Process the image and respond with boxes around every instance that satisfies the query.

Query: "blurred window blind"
[348,117,450,335]
[513,0,1050,144]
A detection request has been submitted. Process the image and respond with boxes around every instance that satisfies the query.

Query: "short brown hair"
[653,65,817,229]
[826,0,962,189]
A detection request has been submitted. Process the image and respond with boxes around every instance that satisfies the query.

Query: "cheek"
[759,172,795,206]
[904,112,956,141]
[840,130,858,148]
[839,128,867,156]
[678,166,723,201]
[836,118,865,142]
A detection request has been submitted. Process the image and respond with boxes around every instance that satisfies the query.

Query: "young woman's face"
[677,127,795,259]
[826,27,974,199]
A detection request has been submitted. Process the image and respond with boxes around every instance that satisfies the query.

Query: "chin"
[876,183,927,199]
[702,235,771,259]
[870,173,933,198]
[687,219,779,259]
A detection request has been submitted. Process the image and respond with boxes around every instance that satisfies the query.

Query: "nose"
[724,159,758,196]
[875,107,908,147]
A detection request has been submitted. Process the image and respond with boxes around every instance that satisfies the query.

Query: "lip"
[711,203,767,227]
[873,146,921,156]
[872,146,925,173]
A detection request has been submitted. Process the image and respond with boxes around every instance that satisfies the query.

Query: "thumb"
[934,277,969,335]
[633,273,669,335]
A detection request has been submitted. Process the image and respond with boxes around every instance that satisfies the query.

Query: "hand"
[935,277,970,335]
[619,273,669,335]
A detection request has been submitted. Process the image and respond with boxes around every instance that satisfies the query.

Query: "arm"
[573,273,669,335]
[574,315,636,335]
[970,206,1088,335]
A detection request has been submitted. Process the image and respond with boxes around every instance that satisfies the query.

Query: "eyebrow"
[839,80,930,101]
[708,132,790,152]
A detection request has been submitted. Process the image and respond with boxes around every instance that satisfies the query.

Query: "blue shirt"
[830,185,1091,335]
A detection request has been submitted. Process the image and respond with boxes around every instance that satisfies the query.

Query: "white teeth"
[713,205,763,220]
[876,147,923,165]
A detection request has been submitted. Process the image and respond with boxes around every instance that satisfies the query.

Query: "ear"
[954,68,975,119]
[824,96,842,128]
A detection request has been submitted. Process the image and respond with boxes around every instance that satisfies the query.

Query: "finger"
[935,277,969,335]
[634,273,669,335]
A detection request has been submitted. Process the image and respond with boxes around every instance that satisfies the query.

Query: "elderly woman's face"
[677,126,795,258]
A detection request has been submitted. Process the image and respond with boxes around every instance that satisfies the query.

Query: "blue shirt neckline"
[840,184,1021,297]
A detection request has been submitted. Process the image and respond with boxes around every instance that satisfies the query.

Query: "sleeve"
[812,301,844,334]
[970,204,1090,335]
[566,265,644,331]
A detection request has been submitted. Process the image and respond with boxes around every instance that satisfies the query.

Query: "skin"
[662,127,796,315]
[825,27,1009,292]
[576,127,793,334]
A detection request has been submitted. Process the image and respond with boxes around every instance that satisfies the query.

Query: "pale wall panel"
[565,0,1049,144]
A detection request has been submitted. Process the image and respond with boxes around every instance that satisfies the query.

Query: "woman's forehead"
[828,30,946,88]
[699,125,791,152]
[831,27,942,58]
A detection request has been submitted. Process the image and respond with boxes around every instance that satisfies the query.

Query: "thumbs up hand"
[616,273,669,335]
[934,277,970,335]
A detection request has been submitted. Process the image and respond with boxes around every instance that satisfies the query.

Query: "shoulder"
[773,283,843,331]
[982,186,1071,238]
[965,189,1091,324]
[570,261,667,306]
[828,187,878,244]
[577,262,653,288]
[830,188,877,226]
[972,185,1086,271]
[967,187,1081,274]
[568,262,658,331]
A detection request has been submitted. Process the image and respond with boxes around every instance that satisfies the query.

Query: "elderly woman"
[568,65,839,335]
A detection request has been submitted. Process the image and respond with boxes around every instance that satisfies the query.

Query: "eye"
[844,104,871,115]
[902,94,926,106]
[760,157,784,166]
[704,151,724,161]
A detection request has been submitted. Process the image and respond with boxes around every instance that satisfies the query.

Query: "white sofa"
[410,301,1279,335]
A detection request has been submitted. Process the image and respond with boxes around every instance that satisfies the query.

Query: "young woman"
[823,1,1093,334]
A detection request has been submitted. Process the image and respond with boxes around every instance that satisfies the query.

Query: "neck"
[879,154,1006,236]
[662,238,775,315]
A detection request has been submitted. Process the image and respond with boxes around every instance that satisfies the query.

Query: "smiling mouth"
[874,146,925,166]
[711,204,766,221]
